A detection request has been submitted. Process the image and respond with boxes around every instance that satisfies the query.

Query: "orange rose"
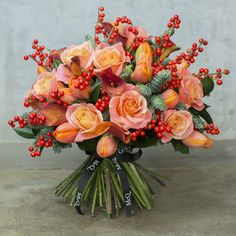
[66,103,103,142]
[93,42,126,76]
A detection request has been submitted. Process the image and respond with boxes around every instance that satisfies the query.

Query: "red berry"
[216,80,223,85]
[23,55,29,60]
[99,6,104,11]
[33,39,38,44]
[28,146,34,152]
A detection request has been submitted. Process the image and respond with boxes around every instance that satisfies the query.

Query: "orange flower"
[131,42,153,84]
[96,135,117,158]
[182,131,214,148]
[53,122,78,143]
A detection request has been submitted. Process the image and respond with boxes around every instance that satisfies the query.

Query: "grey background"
[0,0,235,142]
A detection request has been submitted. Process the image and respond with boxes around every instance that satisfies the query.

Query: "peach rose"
[178,73,204,111]
[60,41,93,68]
[32,72,59,101]
[182,130,214,148]
[66,103,103,142]
[93,42,126,76]
[109,90,152,129]
[161,110,194,143]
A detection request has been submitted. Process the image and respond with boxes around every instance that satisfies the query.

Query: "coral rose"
[179,74,204,111]
[161,110,194,143]
[109,90,152,129]
[93,42,126,76]
[60,41,93,68]
[66,103,103,142]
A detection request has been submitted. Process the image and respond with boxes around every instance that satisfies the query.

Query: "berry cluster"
[73,68,95,90]
[29,132,54,157]
[131,113,172,141]
[205,123,220,135]
[28,112,46,126]
[155,33,173,54]
[167,15,181,29]
[8,116,28,128]
[24,39,53,71]
[95,96,110,112]
[197,67,230,85]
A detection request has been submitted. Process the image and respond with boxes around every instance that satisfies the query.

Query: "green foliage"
[132,137,158,148]
[192,115,205,130]
[201,76,214,96]
[76,138,100,152]
[51,59,62,69]
[138,84,152,97]
[89,81,101,103]
[171,140,190,154]
[176,103,187,111]
[120,64,133,81]
[150,95,167,111]
[53,141,72,153]
[13,127,35,139]
[85,34,96,48]
[190,107,213,124]
[147,70,171,93]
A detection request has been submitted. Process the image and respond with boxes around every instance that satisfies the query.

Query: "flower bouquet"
[9,6,230,217]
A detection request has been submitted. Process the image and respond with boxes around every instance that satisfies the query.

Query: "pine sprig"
[147,70,172,93]
[150,95,167,111]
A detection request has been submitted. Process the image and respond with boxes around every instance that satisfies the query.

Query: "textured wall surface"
[0,0,235,142]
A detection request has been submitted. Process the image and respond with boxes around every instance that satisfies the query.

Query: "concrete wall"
[0,0,235,142]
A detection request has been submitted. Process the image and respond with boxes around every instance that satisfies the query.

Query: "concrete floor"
[0,141,236,236]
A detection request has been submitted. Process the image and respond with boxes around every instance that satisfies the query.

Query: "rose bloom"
[32,72,61,101]
[60,41,93,68]
[66,103,103,142]
[93,42,126,76]
[109,90,152,129]
[161,110,194,143]
[178,67,204,111]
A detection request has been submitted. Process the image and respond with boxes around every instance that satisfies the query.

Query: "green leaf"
[76,138,99,152]
[190,107,213,124]
[132,138,158,148]
[201,76,214,96]
[89,82,101,103]
[171,140,190,154]
[85,34,96,48]
[51,59,62,69]
[13,127,35,139]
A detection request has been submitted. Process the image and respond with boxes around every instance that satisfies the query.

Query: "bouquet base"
[55,154,166,217]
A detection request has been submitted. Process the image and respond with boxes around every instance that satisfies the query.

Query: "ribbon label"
[87,159,101,171]
[124,191,132,206]
[112,156,122,170]
[75,192,82,207]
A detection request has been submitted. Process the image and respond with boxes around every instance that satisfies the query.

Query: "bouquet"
[9,6,230,217]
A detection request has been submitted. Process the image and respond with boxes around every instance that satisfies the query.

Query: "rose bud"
[131,42,153,84]
[182,131,214,148]
[161,89,179,109]
[96,135,117,158]
[53,122,78,143]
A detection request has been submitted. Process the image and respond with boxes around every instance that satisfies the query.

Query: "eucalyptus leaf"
[89,82,101,103]
[76,138,99,152]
